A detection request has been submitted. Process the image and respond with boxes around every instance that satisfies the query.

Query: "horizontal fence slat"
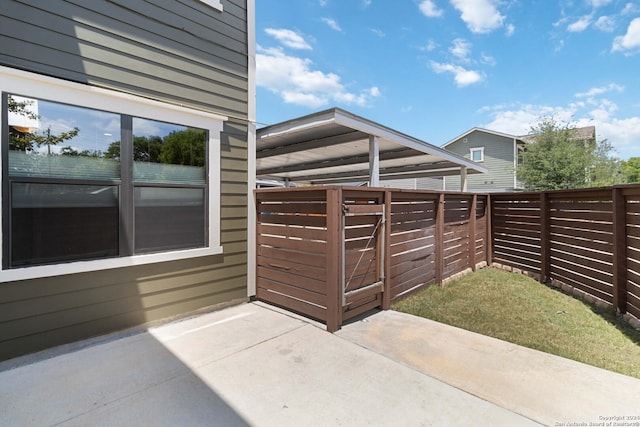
[549,241,613,265]
[257,246,326,268]
[257,256,326,282]
[258,223,327,241]
[259,213,326,228]
[550,217,613,233]
[391,270,436,300]
[258,202,327,215]
[493,227,541,240]
[343,296,381,320]
[493,253,541,273]
[391,245,435,265]
[256,277,326,307]
[550,227,613,245]
[550,254,613,284]
[257,235,326,254]
[256,286,326,323]
[257,265,326,294]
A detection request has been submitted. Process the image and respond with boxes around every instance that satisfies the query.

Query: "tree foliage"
[159,128,205,167]
[621,157,640,184]
[8,95,80,153]
[105,129,205,166]
[516,117,622,190]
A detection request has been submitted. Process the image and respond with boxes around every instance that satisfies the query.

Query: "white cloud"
[450,38,472,61]
[612,17,640,54]
[622,3,639,16]
[594,15,616,32]
[575,83,624,98]
[430,61,484,87]
[322,18,343,32]
[420,39,438,51]
[450,0,505,34]
[265,28,312,50]
[592,117,640,158]
[480,53,496,66]
[419,0,444,18]
[505,23,515,36]
[567,15,592,32]
[482,103,576,135]
[587,0,612,7]
[480,91,640,159]
[371,28,386,37]
[256,46,381,108]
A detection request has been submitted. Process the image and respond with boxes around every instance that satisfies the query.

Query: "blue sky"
[255,0,640,159]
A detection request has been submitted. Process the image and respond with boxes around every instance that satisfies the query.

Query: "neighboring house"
[0,0,256,360]
[441,126,596,192]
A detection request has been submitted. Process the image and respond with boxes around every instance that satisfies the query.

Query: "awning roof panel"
[257,108,487,185]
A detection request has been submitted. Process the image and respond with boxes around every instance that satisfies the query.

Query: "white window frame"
[470,147,484,162]
[0,66,227,283]
[197,0,224,12]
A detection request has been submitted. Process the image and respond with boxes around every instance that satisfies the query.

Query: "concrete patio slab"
[0,302,542,426]
[336,309,640,427]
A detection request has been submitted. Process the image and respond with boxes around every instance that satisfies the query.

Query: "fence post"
[326,186,342,332]
[382,189,392,310]
[435,193,445,285]
[469,195,477,271]
[612,187,628,314]
[540,192,551,284]
[485,194,492,266]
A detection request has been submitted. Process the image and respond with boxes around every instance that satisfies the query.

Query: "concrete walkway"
[1,302,638,426]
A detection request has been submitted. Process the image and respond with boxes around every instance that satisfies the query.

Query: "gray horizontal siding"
[0,0,251,360]
[0,119,250,361]
[0,0,249,118]
[0,260,248,360]
[382,177,444,190]
[444,131,516,192]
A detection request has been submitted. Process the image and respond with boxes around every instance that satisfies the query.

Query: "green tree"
[8,95,79,153]
[159,128,206,166]
[105,136,163,162]
[621,157,640,183]
[517,117,621,190]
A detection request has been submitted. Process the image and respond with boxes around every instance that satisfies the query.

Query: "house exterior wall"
[382,177,444,190]
[444,131,517,192]
[0,0,252,360]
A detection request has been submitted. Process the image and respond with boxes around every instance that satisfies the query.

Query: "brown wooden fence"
[255,186,489,331]
[491,185,640,321]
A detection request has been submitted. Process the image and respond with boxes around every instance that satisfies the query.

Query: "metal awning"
[256,108,487,188]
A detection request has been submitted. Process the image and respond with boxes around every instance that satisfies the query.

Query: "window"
[1,67,226,281]
[470,147,484,162]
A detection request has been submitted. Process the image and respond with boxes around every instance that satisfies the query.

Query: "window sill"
[0,246,224,283]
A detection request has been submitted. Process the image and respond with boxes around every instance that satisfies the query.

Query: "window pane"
[10,183,119,267]
[471,149,483,161]
[7,95,120,180]
[132,118,206,184]
[134,187,205,253]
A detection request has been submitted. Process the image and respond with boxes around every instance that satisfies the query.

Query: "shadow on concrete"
[0,329,249,426]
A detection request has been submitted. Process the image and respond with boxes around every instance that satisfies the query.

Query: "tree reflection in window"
[7,95,119,180]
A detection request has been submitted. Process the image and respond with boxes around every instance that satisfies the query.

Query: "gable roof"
[256,108,487,185]
[442,126,597,148]
[441,127,524,148]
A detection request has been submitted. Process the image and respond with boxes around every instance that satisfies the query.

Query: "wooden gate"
[342,202,385,320]
[255,186,490,331]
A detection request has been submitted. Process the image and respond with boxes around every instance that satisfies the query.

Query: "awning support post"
[460,166,468,192]
[369,135,380,187]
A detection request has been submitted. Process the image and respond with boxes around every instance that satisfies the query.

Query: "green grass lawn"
[391,267,640,379]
